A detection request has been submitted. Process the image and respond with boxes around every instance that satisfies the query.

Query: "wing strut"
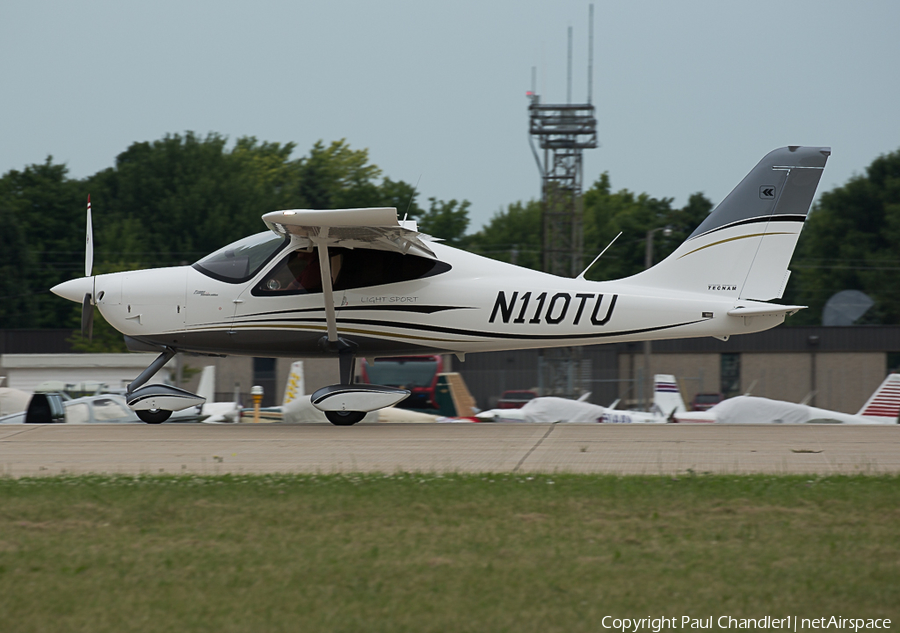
[314,232,339,343]
[313,234,357,385]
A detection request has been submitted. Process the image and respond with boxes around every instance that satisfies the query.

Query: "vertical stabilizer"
[196,366,216,403]
[282,361,305,406]
[653,374,686,417]
[856,373,900,422]
[626,147,830,300]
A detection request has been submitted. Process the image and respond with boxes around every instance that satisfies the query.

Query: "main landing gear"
[311,336,410,426]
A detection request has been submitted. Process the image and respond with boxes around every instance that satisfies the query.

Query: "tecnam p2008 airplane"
[52,146,830,425]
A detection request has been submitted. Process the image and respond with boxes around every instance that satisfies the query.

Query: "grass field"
[1,473,898,633]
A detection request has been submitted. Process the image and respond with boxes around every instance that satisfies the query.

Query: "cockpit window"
[251,247,450,297]
[253,250,330,296]
[193,232,288,283]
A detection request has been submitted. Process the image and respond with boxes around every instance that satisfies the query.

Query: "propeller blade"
[85,195,93,278]
[81,293,94,339]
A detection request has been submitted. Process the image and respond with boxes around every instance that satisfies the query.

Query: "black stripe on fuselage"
[218,315,710,342]
[237,304,474,319]
[689,214,805,241]
[188,304,474,328]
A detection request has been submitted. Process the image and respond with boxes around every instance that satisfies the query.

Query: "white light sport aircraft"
[52,146,830,425]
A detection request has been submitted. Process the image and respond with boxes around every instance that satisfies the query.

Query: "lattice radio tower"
[528,5,597,278]
[527,5,598,397]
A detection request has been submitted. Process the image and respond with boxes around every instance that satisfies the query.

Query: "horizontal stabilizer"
[727,304,805,317]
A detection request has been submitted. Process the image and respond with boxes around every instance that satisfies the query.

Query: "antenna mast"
[587,4,594,104]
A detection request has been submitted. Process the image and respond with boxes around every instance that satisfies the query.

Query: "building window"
[721,353,741,398]
[888,353,900,374]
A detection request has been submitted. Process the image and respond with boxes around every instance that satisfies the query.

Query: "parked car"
[691,393,724,411]
[497,390,538,409]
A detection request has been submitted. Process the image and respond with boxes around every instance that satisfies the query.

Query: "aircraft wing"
[262,207,436,258]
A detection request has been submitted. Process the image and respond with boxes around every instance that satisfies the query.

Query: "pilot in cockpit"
[257,249,341,295]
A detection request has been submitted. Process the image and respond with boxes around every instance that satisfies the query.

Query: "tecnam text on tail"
[52,146,831,425]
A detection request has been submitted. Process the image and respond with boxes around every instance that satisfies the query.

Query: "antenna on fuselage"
[576,231,622,281]
[403,174,423,224]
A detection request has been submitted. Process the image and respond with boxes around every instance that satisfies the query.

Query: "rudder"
[653,374,686,417]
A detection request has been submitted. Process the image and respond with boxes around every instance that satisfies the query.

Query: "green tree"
[582,175,712,281]
[464,178,713,279]
[88,132,303,267]
[788,148,900,324]
[416,198,471,247]
[467,200,542,269]
[298,140,383,210]
[0,202,38,328]
[0,158,85,328]
[377,177,423,219]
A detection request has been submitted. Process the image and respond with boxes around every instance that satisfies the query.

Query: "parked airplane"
[51,146,830,425]
[192,365,241,423]
[673,373,900,424]
[0,379,31,417]
[0,391,199,424]
[0,366,239,425]
[476,374,687,423]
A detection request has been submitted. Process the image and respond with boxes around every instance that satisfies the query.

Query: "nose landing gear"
[125,346,206,424]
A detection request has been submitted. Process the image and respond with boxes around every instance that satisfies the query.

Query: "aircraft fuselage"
[86,242,786,359]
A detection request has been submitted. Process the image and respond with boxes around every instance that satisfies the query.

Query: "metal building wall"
[452,345,619,410]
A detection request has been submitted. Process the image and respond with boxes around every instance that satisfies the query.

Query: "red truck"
[497,390,538,409]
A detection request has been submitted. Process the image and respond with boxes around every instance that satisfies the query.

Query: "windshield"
[193,232,288,283]
[365,358,439,388]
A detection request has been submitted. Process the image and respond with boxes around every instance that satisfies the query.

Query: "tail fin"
[196,366,216,403]
[856,373,900,422]
[653,374,686,417]
[282,361,305,406]
[628,146,830,301]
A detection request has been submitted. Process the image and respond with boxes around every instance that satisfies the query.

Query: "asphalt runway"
[1,423,899,477]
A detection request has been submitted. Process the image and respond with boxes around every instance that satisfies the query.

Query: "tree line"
[1,132,897,344]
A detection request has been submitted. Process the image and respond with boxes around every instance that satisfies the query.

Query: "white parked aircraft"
[674,373,900,424]
[52,146,830,425]
[0,366,238,424]
[477,374,687,424]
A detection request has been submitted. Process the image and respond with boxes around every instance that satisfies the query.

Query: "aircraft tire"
[136,409,172,424]
[325,410,366,426]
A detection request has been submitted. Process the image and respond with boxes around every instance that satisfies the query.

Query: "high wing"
[261,206,434,345]
[261,207,436,258]
[261,207,421,419]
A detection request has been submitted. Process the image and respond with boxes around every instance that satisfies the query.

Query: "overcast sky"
[3,0,899,231]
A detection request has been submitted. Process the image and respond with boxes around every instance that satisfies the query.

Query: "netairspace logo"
[599,616,892,632]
